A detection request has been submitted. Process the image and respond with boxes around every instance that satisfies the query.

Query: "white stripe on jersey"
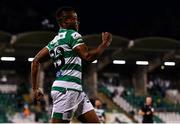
[45,44,72,52]
[61,70,82,79]
[52,80,82,91]
[60,44,72,51]
[65,57,81,65]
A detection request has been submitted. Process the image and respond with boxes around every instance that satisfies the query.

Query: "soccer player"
[31,6,112,123]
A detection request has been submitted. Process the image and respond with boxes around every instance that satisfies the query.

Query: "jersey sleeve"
[46,35,58,51]
[46,43,52,51]
[69,30,84,49]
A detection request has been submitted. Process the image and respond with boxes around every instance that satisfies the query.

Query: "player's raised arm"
[31,47,50,100]
[74,32,112,61]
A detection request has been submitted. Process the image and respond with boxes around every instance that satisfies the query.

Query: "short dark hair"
[56,6,75,23]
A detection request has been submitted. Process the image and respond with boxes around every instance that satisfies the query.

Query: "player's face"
[64,11,79,31]
[146,97,152,105]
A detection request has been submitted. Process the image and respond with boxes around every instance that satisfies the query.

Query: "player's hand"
[33,88,44,101]
[102,32,112,47]
[146,111,151,115]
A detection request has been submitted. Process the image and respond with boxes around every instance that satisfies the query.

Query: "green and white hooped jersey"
[46,28,84,91]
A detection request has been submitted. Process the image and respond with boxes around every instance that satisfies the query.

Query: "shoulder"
[67,29,82,40]
[67,29,77,34]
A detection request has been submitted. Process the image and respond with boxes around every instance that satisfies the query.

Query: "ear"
[60,22,65,27]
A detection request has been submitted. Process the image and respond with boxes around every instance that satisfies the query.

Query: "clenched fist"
[33,88,44,101]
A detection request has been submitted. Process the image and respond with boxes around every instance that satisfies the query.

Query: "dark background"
[1,0,180,39]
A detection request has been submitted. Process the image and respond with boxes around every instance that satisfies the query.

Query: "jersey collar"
[59,28,67,32]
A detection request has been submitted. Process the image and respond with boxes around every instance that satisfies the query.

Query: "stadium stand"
[98,77,180,123]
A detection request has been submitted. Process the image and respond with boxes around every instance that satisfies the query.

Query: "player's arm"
[146,107,154,115]
[138,109,145,116]
[31,47,50,100]
[74,32,112,61]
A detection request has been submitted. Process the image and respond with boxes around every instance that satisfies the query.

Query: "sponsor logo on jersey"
[71,32,82,40]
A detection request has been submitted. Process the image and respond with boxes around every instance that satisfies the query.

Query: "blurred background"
[0,0,180,123]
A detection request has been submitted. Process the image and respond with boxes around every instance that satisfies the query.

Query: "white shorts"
[51,90,94,120]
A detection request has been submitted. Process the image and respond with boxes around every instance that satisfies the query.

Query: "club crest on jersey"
[56,71,63,77]
[71,32,82,40]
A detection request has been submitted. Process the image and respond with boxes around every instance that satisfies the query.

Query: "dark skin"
[31,10,112,123]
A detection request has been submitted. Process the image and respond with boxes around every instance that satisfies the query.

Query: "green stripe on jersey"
[63,51,77,58]
[52,112,63,119]
[61,64,81,72]
[51,86,82,92]
[56,75,81,84]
